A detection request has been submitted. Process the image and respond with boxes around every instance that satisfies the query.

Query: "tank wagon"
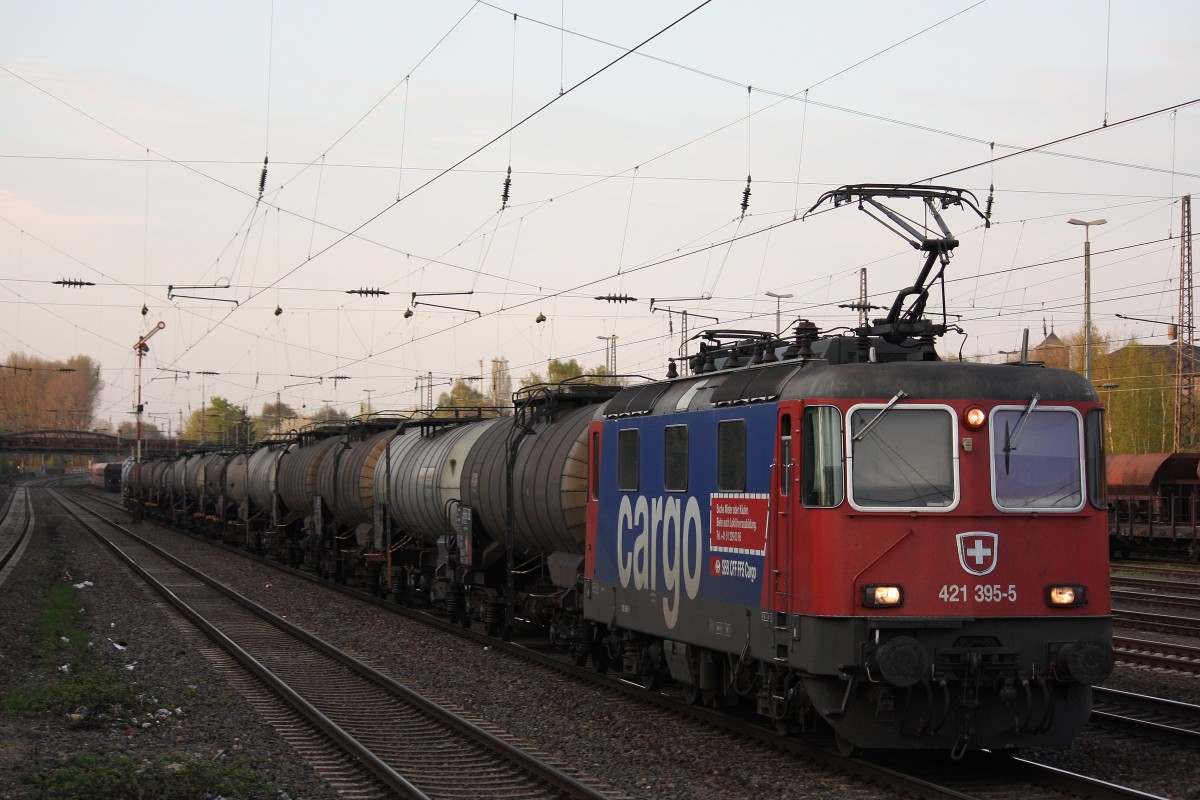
[120,184,1112,756]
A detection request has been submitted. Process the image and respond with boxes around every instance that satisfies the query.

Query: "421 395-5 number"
[938,584,1017,602]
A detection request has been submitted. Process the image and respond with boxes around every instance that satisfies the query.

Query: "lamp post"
[1067,218,1107,381]
[766,291,793,336]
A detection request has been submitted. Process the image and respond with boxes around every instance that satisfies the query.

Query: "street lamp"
[1067,218,1107,381]
[765,291,793,336]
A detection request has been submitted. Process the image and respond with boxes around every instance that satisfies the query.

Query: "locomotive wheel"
[834,731,858,758]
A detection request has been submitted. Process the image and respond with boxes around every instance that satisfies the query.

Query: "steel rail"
[51,488,611,800]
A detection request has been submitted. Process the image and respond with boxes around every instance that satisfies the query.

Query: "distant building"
[1031,327,1070,370]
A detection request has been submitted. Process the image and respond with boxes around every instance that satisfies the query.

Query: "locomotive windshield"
[991,406,1085,510]
[847,406,956,510]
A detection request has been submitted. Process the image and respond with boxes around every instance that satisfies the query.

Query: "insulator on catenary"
[594,294,637,303]
[740,174,752,215]
[257,156,269,198]
[500,166,512,208]
[984,184,995,229]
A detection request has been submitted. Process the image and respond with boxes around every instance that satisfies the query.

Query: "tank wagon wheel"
[487,615,509,641]
[682,681,701,706]
[572,647,588,668]
[640,671,663,692]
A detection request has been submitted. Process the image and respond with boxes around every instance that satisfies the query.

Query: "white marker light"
[863,584,903,607]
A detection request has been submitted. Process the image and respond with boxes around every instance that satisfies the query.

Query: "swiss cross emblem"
[956,531,998,576]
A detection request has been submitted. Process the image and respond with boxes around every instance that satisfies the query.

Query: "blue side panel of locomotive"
[591,403,778,632]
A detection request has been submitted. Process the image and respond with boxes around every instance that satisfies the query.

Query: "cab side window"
[717,419,746,492]
[802,406,844,507]
[618,428,639,492]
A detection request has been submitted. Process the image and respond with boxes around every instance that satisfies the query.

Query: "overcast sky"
[2,1,1198,430]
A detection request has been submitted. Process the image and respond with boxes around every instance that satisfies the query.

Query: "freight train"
[89,461,123,491]
[120,185,1114,756]
[1107,452,1200,559]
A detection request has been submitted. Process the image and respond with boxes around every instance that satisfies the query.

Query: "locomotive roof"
[605,359,1098,418]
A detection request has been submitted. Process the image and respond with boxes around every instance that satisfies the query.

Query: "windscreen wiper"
[852,390,908,442]
[1003,393,1040,473]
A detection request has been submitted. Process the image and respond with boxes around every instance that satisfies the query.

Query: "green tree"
[256,400,298,438]
[1097,341,1174,454]
[310,404,349,423]
[117,420,163,439]
[1058,322,1109,373]
[519,358,623,388]
[436,379,494,417]
[184,397,253,446]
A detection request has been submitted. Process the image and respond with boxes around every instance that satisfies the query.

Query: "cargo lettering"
[616,494,703,629]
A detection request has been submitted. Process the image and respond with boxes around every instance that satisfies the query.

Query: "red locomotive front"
[760,361,1113,753]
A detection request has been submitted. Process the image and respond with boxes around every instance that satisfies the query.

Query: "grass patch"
[20,752,277,800]
[4,563,297,799]
[1,568,143,716]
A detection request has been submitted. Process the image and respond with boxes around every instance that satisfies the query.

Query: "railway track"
[67,489,1176,800]
[1112,608,1200,636]
[1111,588,1200,612]
[49,488,616,800]
[1114,636,1200,674]
[0,485,33,588]
[1090,687,1200,747]
[1111,576,1200,595]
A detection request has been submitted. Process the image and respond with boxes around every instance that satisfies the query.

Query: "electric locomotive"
[581,185,1114,755]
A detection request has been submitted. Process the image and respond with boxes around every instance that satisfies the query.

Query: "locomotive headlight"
[963,406,987,430]
[862,584,903,607]
[1046,584,1087,607]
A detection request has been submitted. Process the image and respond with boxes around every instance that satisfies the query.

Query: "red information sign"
[709,494,769,554]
